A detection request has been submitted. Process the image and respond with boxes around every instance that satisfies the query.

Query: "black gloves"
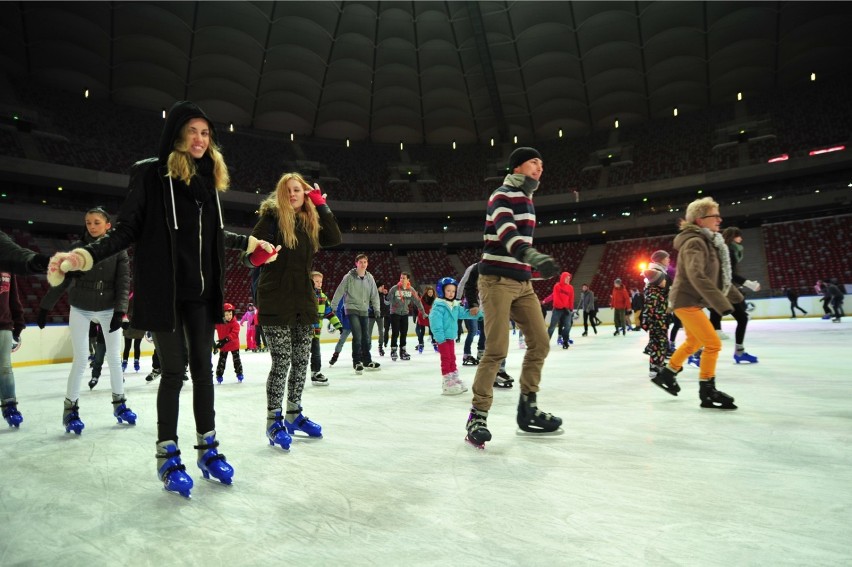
[27,253,49,274]
[109,312,125,333]
[213,338,228,354]
[37,308,48,329]
[522,247,560,279]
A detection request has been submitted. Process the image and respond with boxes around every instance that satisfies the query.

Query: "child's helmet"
[436,277,458,299]
[223,303,234,312]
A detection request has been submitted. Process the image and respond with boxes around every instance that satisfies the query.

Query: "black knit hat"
[508,147,542,171]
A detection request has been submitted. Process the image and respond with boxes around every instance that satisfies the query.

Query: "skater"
[213,303,243,383]
[826,278,845,322]
[48,101,276,497]
[429,277,481,395]
[466,146,562,448]
[651,197,739,409]
[122,293,145,373]
[630,288,643,331]
[240,303,258,351]
[0,268,25,428]
[578,283,597,336]
[247,172,341,451]
[330,254,382,373]
[39,206,134,435]
[784,287,808,318]
[145,345,162,382]
[640,252,670,377]
[708,227,761,363]
[415,285,436,353]
[376,284,391,356]
[310,271,343,386]
[544,271,574,348]
[816,279,833,319]
[328,300,351,366]
[386,272,425,361]
[459,262,486,365]
[88,322,107,389]
[610,278,630,335]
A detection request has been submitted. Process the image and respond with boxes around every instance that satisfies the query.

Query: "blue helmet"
[436,277,458,299]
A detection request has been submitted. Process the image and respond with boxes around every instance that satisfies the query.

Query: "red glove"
[306,183,327,207]
[249,246,276,267]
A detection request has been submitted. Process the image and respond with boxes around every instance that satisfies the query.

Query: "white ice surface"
[1,318,851,566]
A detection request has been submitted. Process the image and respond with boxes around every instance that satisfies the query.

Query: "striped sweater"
[479,173,539,281]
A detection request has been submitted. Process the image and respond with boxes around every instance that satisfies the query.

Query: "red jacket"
[550,272,575,310]
[215,318,241,352]
[611,286,631,309]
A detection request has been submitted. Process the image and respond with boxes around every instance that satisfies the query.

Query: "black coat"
[81,101,249,332]
[82,160,248,332]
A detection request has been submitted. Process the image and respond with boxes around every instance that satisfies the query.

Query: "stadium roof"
[2,1,852,144]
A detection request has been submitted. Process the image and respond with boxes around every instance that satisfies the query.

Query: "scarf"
[729,241,744,264]
[700,227,732,295]
[503,173,540,196]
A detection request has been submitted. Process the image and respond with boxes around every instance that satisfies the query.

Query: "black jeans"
[310,336,322,372]
[152,300,215,443]
[390,313,410,349]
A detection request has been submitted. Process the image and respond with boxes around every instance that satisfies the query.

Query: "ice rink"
[2,318,850,566]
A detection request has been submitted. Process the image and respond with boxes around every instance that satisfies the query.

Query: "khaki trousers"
[471,275,550,411]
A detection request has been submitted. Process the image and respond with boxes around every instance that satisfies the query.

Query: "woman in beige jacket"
[651,197,739,410]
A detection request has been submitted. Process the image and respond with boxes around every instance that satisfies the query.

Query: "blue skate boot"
[733,350,758,364]
[195,430,234,485]
[133,359,140,372]
[215,374,223,384]
[285,405,323,438]
[2,398,23,428]
[687,350,702,367]
[63,398,85,435]
[416,343,424,354]
[266,410,292,450]
[237,374,244,383]
[121,359,128,372]
[112,394,137,425]
[156,440,193,498]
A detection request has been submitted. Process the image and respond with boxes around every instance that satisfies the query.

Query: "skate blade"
[650,378,679,396]
[700,403,738,411]
[464,437,486,450]
[515,428,565,437]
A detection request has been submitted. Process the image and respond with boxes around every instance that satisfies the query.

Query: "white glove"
[743,280,761,292]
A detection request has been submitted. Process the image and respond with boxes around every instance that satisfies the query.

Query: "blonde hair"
[681,196,720,228]
[310,271,323,279]
[258,172,320,251]
[167,122,230,191]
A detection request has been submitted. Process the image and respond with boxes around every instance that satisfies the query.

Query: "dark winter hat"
[508,147,542,171]
[650,250,669,263]
[643,269,665,285]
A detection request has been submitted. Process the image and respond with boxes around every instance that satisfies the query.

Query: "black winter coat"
[246,204,341,328]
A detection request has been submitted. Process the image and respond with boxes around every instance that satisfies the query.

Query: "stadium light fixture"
[767,154,789,163]
[811,72,816,81]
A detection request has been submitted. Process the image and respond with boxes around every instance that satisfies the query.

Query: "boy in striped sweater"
[465,147,563,448]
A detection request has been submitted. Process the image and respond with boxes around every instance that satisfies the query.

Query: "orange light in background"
[638,262,647,272]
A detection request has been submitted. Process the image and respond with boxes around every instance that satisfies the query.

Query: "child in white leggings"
[38,207,135,433]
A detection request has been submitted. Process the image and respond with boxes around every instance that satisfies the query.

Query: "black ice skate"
[399,348,411,361]
[699,378,737,410]
[465,407,492,449]
[494,370,514,389]
[462,355,479,366]
[651,366,681,396]
[390,348,398,361]
[516,392,562,433]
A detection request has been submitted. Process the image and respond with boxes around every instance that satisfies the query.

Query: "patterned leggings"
[265,324,313,411]
[643,322,669,367]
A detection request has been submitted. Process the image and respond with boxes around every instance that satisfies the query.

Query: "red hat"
[223,303,234,312]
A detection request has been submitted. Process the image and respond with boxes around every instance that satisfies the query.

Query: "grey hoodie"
[330,268,380,318]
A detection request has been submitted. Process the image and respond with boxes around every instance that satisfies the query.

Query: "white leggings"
[67,306,124,401]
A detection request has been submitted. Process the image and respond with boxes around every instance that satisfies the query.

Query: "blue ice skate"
[195,431,234,485]
[156,441,193,498]
[112,398,137,425]
[733,351,758,364]
[2,399,23,428]
[63,399,85,435]
[285,408,323,438]
[267,410,292,450]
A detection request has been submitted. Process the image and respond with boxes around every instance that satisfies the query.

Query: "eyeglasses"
[699,214,722,220]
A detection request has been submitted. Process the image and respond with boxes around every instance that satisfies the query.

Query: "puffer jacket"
[248,202,342,328]
[428,298,481,343]
[669,224,742,314]
[41,232,130,314]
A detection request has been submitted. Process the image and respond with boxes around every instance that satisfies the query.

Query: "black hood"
[158,101,216,164]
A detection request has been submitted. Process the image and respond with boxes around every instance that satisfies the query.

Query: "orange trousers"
[669,306,720,380]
